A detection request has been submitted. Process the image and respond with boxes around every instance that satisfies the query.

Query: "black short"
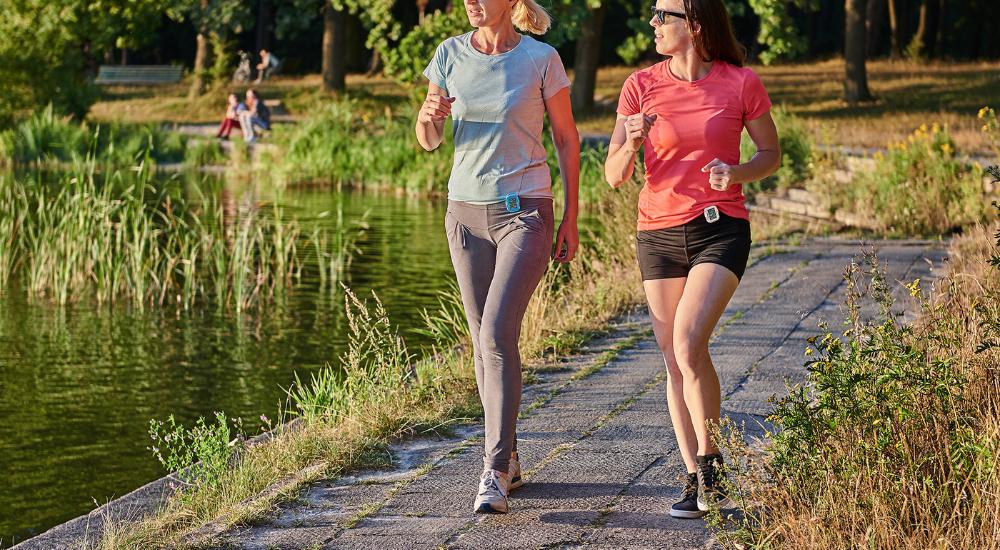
[636,212,752,281]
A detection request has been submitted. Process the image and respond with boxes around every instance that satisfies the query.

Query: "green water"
[0,174,459,545]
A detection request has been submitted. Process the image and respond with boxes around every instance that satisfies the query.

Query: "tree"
[167,0,252,98]
[0,0,168,125]
[747,0,819,64]
[844,0,874,104]
[322,1,347,92]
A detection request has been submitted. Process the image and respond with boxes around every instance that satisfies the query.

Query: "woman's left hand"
[553,219,579,263]
[702,158,737,191]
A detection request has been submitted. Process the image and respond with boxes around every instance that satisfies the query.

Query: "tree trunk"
[865,0,885,58]
[570,4,607,114]
[120,48,128,66]
[366,49,382,76]
[322,3,347,93]
[417,0,428,24]
[887,0,902,58]
[924,0,941,57]
[189,31,209,98]
[256,0,273,53]
[908,0,928,58]
[844,0,873,104]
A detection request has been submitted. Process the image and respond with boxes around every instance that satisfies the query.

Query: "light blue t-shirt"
[423,32,571,204]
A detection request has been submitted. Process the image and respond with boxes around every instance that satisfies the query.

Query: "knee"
[673,337,709,377]
[478,321,517,363]
[655,340,684,381]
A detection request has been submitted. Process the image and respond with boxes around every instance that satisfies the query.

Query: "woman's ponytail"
[511,0,551,35]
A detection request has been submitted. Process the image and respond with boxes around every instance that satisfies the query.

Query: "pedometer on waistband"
[704,205,720,223]
[504,192,521,213]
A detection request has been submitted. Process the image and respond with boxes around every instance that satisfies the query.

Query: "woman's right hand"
[418,93,455,124]
[623,112,657,153]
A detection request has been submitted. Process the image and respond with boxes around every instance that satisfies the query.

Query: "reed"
[0,161,362,311]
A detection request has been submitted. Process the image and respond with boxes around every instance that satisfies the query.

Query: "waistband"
[447,197,553,212]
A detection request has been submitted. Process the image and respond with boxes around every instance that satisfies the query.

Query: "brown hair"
[682,0,746,66]
[511,0,551,35]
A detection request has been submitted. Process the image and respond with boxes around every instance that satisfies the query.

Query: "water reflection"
[0,171,455,544]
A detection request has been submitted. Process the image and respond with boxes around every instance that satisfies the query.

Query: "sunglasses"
[651,6,687,24]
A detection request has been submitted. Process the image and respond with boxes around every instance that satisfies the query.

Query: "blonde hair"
[511,0,551,35]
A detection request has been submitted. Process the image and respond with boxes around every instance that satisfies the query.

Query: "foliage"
[382,7,470,84]
[748,0,819,65]
[716,223,1000,548]
[835,124,991,235]
[148,412,242,489]
[0,105,188,166]
[740,106,814,197]
[263,99,454,193]
[980,106,1000,159]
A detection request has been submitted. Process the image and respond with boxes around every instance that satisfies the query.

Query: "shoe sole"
[669,508,707,519]
[475,502,508,514]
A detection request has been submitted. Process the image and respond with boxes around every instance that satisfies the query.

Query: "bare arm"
[604,113,655,188]
[702,112,781,190]
[544,87,580,262]
[415,82,453,151]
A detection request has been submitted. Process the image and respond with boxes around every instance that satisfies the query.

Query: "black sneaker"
[696,454,734,511]
[669,472,705,519]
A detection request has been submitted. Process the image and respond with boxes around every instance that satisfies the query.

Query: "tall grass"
[264,97,613,205]
[809,123,992,236]
[716,210,1000,549]
[90,153,648,548]
[0,105,188,167]
[0,161,362,311]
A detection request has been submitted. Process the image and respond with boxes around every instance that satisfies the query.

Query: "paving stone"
[197,240,943,550]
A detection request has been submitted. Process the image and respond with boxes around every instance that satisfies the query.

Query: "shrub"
[836,124,991,235]
[716,212,1000,548]
[148,412,242,490]
[741,106,814,198]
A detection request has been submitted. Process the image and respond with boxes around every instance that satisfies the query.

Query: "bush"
[716,214,1000,548]
[740,105,814,198]
[149,412,242,490]
[837,124,990,235]
[0,106,188,166]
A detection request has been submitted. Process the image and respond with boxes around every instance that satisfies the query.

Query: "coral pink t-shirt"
[616,59,772,231]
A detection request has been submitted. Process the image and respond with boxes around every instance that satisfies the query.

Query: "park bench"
[94,65,184,85]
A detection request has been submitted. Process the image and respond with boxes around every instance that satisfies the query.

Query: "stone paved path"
[206,239,947,550]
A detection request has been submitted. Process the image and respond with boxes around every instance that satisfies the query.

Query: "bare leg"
[672,263,740,456]
[643,277,698,474]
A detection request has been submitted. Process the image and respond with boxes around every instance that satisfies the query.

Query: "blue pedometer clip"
[504,192,521,213]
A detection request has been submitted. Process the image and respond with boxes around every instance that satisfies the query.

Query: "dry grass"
[90,59,1000,156]
[718,217,1000,549]
[586,59,1000,155]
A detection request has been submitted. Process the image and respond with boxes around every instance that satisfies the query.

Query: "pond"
[0,171,463,545]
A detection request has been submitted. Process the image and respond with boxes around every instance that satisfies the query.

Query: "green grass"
[716,223,1000,548]
[0,160,364,310]
[0,105,189,167]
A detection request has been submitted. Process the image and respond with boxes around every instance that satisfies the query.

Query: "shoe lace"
[683,476,698,499]
[698,460,718,491]
[481,470,505,495]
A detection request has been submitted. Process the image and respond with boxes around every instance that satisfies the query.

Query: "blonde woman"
[416,0,580,514]
[605,0,779,519]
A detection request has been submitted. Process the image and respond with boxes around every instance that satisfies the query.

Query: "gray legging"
[445,198,554,472]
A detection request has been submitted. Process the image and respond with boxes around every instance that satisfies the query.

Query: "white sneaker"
[508,451,524,490]
[473,469,510,514]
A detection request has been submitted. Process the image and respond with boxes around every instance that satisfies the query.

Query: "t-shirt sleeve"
[742,70,771,121]
[541,48,571,100]
[616,73,641,117]
[422,42,449,93]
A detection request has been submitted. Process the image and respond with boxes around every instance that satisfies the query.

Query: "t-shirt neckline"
[464,31,525,59]
[662,57,721,86]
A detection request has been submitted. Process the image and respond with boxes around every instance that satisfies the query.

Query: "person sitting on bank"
[255,49,281,83]
[216,93,246,140]
[239,89,271,143]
